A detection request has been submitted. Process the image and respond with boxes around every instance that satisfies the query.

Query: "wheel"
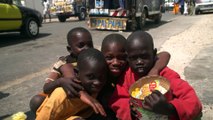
[195,8,200,15]
[137,10,147,30]
[21,17,39,38]
[154,13,162,24]
[58,15,66,22]
[78,9,86,20]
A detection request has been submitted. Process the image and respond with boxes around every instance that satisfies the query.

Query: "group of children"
[30,27,202,120]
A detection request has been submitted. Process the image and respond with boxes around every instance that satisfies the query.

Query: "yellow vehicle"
[0,0,43,38]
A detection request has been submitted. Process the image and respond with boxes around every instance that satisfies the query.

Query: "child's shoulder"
[53,56,68,69]
[57,55,77,63]
[52,55,76,69]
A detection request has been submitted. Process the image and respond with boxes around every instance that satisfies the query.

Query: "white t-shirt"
[43,0,50,15]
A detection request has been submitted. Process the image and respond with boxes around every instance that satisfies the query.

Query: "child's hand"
[142,90,172,115]
[57,77,84,98]
[79,91,106,117]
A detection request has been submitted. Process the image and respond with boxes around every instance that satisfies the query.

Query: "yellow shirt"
[36,87,93,120]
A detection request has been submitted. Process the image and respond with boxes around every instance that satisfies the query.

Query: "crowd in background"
[172,0,196,15]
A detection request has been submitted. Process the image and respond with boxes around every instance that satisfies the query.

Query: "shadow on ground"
[0,114,12,120]
[0,92,10,100]
[0,33,51,48]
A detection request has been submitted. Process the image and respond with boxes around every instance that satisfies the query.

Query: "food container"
[129,75,170,120]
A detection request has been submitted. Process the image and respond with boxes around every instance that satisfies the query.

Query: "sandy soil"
[159,14,213,78]
[159,14,213,119]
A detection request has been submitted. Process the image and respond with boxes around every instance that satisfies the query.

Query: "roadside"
[160,14,213,119]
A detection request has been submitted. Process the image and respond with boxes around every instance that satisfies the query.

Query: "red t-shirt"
[109,67,202,120]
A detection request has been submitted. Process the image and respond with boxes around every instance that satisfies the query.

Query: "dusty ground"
[159,14,213,119]
[159,14,213,78]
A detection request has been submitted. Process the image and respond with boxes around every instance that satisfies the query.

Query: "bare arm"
[43,71,61,94]
[43,64,83,96]
[148,51,170,75]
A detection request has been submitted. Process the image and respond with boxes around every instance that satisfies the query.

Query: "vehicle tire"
[138,10,147,30]
[78,9,86,20]
[21,17,39,38]
[195,9,200,15]
[58,15,66,22]
[154,13,162,24]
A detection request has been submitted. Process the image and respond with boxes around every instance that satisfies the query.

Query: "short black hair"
[101,33,127,51]
[77,48,107,70]
[67,27,92,46]
[127,31,154,49]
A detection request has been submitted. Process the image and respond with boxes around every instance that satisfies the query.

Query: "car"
[165,0,174,11]
[195,0,213,15]
[0,0,43,38]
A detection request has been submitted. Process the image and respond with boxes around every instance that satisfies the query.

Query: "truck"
[87,0,165,31]
[50,0,87,22]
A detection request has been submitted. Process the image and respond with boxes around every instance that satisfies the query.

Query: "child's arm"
[43,70,61,94]
[148,51,170,75]
[43,64,83,97]
[79,91,106,117]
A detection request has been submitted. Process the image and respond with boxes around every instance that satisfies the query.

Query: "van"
[195,0,213,14]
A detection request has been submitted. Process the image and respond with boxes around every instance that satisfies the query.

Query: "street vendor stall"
[87,0,164,31]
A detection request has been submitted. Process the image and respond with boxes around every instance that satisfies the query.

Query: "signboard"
[90,9,109,15]
[50,0,73,15]
[89,17,128,30]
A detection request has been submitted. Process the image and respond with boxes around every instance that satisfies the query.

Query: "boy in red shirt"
[109,31,202,120]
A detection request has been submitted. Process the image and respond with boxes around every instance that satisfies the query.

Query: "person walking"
[188,0,195,15]
[184,0,188,15]
[180,0,184,14]
[42,0,51,23]
[173,0,180,15]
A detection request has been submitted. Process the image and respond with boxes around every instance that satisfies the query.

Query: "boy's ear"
[153,48,157,56]
[67,46,72,54]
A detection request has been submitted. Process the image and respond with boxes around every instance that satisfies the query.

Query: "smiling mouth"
[136,67,145,71]
[111,68,121,72]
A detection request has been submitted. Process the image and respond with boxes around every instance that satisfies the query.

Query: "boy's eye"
[105,56,113,61]
[87,74,95,80]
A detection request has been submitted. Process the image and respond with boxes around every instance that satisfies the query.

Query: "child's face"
[102,42,127,78]
[68,32,93,57]
[78,60,107,94]
[127,39,156,77]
